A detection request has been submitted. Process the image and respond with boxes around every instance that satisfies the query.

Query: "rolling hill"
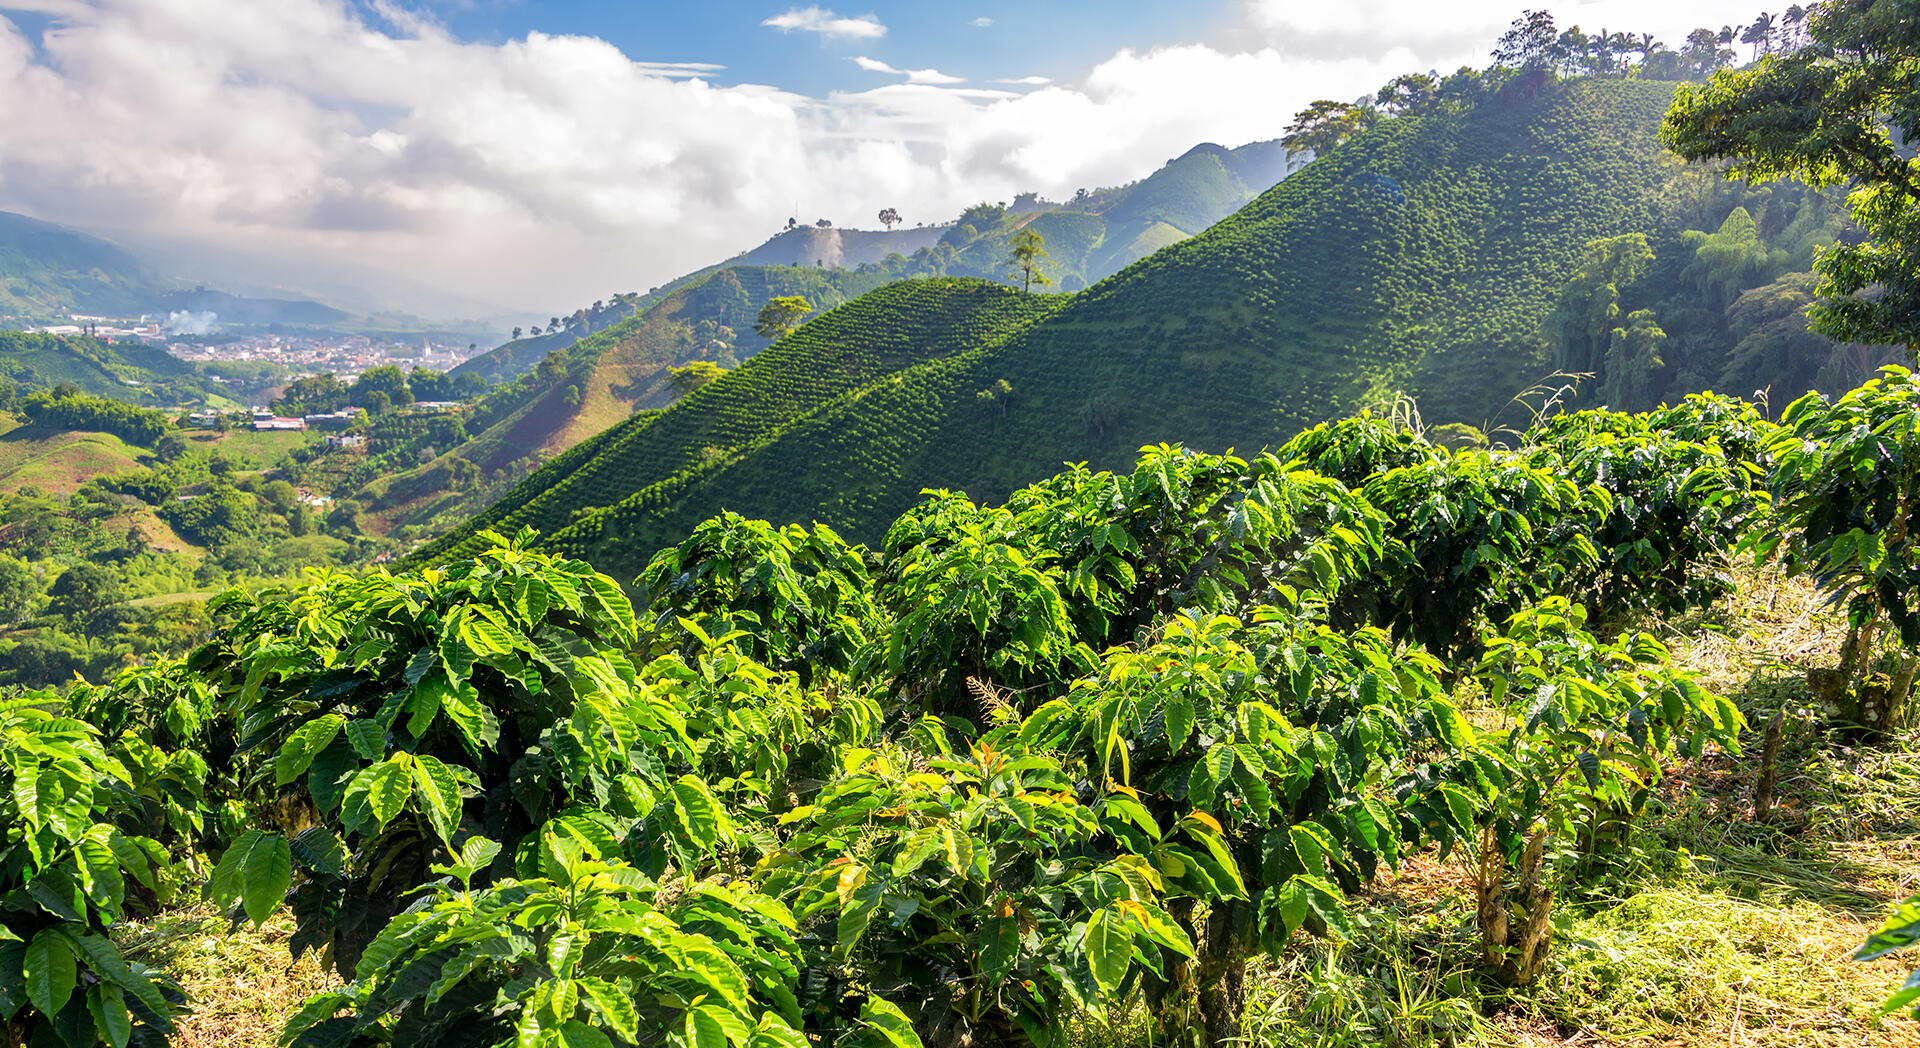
[356,266,904,534]
[425,76,1875,584]
[412,278,1062,558]
[0,330,227,405]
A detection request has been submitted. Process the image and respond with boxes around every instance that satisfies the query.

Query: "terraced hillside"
[416,279,1062,562]
[359,266,901,532]
[436,78,1833,583]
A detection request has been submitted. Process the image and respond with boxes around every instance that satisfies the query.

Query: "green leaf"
[365,756,415,827]
[578,978,638,1043]
[1857,897,1920,961]
[344,719,386,760]
[686,1005,730,1048]
[558,1019,615,1048]
[671,775,722,850]
[275,714,345,786]
[24,928,76,1019]
[289,827,347,877]
[206,828,266,909]
[242,833,292,925]
[88,984,132,1048]
[1084,907,1131,997]
[1164,694,1195,751]
[411,754,464,845]
[846,997,920,1048]
[1429,699,1474,749]
[979,909,1019,983]
[405,675,449,738]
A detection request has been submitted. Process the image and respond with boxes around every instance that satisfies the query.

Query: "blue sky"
[406,2,1240,97]
[0,0,1776,314]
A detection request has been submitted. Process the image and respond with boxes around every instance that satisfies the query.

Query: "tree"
[154,432,191,464]
[47,562,120,626]
[1374,72,1437,114]
[814,218,832,228]
[754,296,814,341]
[1493,9,1560,72]
[349,365,412,409]
[274,373,348,415]
[878,207,902,230]
[0,554,37,625]
[1664,2,1920,350]
[408,368,452,402]
[1005,228,1051,292]
[668,361,727,399]
[511,326,522,340]
[1282,100,1372,158]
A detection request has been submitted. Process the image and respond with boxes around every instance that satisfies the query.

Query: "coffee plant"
[1756,366,1920,729]
[17,381,1905,1048]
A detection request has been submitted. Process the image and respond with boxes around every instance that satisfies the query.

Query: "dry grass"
[117,906,336,1048]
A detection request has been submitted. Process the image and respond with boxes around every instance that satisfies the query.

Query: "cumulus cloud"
[761,6,886,39]
[0,0,1786,315]
[853,56,964,85]
[972,17,993,28]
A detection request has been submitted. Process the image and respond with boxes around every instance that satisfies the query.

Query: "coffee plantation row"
[8,368,1920,1048]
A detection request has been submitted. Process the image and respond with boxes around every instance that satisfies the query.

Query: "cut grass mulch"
[117,906,335,1048]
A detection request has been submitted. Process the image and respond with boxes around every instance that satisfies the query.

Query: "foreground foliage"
[12,373,1920,1045]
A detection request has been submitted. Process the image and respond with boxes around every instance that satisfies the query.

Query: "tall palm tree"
[1783,5,1807,49]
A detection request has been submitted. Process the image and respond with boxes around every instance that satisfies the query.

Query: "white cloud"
[994,76,1052,86]
[1243,0,1777,65]
[853,55,964,85]
[761,6,885,40]
[971,17,993,28]
[0,0,1786,316]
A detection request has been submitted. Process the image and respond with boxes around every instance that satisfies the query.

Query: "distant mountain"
[455,138,1298,393]
[0,211,347,325]
[155,287,351,327]
[0,212,174,319]
[707,137,1298,293]
[423,77,1878,582]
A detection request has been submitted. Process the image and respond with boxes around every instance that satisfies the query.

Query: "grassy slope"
[502,78,1685,582]
[418,279,1065,564]
[0,419,147,495]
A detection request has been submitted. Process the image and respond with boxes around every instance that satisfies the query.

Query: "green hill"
[360,266,905,534]
[429,77,1878,583]
[0,330,224,405]
[415,279,1063,562]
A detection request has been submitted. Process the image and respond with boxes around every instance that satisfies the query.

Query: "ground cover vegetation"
[7,367,1920,1047]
